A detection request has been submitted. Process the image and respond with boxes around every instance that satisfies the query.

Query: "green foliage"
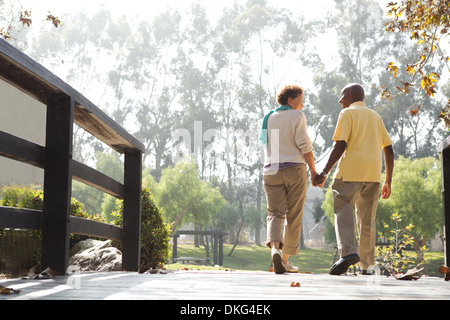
[155,158,225,232]
[376,212,423,274]
[377,156,442,252]
[384,0,449,123]
[0,185,103,274]
[1,185,41,208]
[113,187,171,269]
[71,150,123,222]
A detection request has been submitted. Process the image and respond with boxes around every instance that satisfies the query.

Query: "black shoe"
[361,270,374,275]
[329,254,360,275]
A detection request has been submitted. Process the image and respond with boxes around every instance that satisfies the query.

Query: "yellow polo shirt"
[333,101,392,182]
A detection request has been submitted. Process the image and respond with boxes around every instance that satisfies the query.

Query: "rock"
[69,239,122,272]
[69,239,106,257]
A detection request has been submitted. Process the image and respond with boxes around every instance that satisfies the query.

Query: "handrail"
[0,38,143,273]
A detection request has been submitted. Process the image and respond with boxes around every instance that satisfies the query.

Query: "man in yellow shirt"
[314,83,394,275]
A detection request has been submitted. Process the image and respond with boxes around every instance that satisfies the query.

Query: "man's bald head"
[339,83,365,108]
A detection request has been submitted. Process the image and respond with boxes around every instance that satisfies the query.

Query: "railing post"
[442,147,450,266]
[41,93,74,274]
[122,149,142,271]
[172,233,178,263]
[219,232,224,266]
[213,229,218,266]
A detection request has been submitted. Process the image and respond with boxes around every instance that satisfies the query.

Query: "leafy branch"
[381,0,449,125]
[0,0,62,40]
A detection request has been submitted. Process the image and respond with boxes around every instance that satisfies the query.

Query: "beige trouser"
[332,178,380,270]
[264,165,308,256]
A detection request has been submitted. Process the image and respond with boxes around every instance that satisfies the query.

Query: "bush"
[376,212,423,275]
[0,185,106,274]
[113,187,171,270]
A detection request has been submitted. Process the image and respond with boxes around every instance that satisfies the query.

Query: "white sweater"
[263,109,313,167]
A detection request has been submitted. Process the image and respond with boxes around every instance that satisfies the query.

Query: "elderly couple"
[260,83,394,275]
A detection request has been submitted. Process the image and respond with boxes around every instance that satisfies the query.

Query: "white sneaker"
[283,261,299,273]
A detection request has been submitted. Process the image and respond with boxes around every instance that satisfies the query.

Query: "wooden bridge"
[0,269,449,301]
[0,38,144,274]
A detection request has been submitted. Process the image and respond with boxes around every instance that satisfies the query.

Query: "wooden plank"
[0,206,41,229]
[0,130,45,168]
[73,104,143,154]
[69,216,122,241]
[121,149,142,272]
[1,270,450,300]
[71,160,124,199]
[41,93,74,274]
[0,38,144,153]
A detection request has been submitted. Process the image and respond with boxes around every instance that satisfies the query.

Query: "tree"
[123,14,183,178]
[71,150,123,221]
[383,0,450,126]
[377,156,442,258]
[155,158,225,234]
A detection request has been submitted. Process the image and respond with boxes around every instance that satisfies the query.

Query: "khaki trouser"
[264,165,308,256]
[332,178,380,270]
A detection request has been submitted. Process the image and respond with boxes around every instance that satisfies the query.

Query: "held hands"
[312,172,327,188]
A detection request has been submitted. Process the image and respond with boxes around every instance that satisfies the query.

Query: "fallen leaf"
[290,281,300,287]
[21,266,38,280]
[392,266,424,280]
[40,267,61,278]
[0,285,20,294]
[438,265,450,281]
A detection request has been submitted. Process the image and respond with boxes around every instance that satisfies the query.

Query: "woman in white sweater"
[260,84,317,274]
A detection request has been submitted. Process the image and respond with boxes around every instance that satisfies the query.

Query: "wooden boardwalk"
[1,269,449,301]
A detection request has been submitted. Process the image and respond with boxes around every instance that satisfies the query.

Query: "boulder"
[69,239,122,272]
[69,239,106,257]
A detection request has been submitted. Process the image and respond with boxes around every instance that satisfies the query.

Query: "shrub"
[113,187,171,270]
[376,212,423,275]
[0,185,106,274]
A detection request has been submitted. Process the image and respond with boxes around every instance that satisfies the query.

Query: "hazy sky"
[16,0,341,94]
[19,0,335,20]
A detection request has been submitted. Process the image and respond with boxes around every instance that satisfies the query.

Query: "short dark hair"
[276,84,304,106]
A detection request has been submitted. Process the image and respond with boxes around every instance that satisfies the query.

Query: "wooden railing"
[0,38,144,274]
[172,230,228,266]
[439,135,450,267]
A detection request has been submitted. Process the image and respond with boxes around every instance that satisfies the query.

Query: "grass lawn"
[167,243,445,277]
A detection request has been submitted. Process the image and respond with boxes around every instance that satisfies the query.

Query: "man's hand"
[313,140,346,189]
[381,145,394,199]
[381,182,391,199]
[313,173,327,188]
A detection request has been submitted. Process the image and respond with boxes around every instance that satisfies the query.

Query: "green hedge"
[0,185,104,275]
[113,187,171,270]
[0,185,171,274]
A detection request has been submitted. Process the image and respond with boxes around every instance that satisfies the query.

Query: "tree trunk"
[227,219,244,257]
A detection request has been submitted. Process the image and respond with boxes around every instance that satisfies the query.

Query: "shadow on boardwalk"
[1,269,449,301]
